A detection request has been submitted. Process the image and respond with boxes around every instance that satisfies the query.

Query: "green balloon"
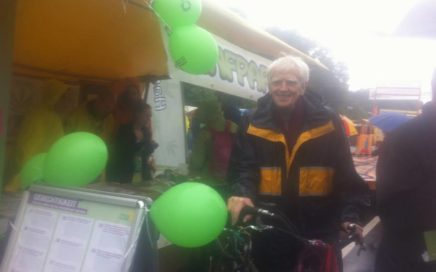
[44,132,108,187]
[169,26,219,75]
[20,153,46,189]
[152,0,201,28]
[150,182,227,248]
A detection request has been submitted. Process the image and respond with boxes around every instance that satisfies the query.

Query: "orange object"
[340,115,358,137]
[355,123,375,156]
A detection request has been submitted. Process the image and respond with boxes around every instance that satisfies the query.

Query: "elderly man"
[375,70,436,272]
[227,56,367,271]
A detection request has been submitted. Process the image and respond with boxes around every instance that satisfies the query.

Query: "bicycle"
[208,206,363,272]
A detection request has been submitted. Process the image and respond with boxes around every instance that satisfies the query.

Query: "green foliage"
[342,90,371,120]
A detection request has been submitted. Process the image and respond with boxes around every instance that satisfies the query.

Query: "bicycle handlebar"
[239,206,276,220]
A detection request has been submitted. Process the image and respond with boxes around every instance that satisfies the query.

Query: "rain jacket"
[229,93,367,239]
[66,103,115,142]
[4,80,67,192]
[376,103,436,272]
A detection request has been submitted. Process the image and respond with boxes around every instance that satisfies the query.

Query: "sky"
[220,0,436,101]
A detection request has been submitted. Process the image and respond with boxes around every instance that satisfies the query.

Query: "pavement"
[342,217,381,272]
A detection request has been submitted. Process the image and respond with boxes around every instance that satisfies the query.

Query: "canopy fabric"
[12,0,324,82]
[13,0,167,82]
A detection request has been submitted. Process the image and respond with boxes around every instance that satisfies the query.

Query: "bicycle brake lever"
[240,206,276,220]
[245,224,273,232]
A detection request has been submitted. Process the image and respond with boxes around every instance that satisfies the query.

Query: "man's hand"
[227,197,254,225]
[342,222,364,244]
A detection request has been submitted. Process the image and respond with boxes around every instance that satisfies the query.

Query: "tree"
[343,89,371,120]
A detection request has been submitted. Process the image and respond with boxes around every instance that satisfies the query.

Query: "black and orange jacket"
[228,93,368,239]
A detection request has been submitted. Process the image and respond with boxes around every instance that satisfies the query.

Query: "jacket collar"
[250,92,331,131]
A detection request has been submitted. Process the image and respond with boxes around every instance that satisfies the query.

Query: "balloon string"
[123,207,149,259]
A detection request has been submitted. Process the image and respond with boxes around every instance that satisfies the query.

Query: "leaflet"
[82,221,131,272]
[8,207,58,272]
[44,214,94,272]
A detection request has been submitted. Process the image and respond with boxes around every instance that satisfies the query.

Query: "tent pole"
[0,0,17,194]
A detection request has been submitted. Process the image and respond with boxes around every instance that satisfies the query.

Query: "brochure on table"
[0,184,151,272]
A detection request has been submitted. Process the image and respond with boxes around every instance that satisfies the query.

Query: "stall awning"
[13,0,324,82]
[13,0,167,82]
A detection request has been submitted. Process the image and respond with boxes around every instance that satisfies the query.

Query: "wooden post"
[0,0,17,192]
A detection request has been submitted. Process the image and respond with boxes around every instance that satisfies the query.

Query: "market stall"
[1,0,323,184]
[0,0,325,271]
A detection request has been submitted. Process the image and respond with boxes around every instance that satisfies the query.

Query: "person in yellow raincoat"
[4,79,68,192]
[65,87,115,142]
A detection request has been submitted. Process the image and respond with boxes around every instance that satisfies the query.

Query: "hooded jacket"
[229,93,367,239]
[4,80,67,192]
[15,79,67,166]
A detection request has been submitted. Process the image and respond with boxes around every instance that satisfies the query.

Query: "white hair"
[267,55,310,84]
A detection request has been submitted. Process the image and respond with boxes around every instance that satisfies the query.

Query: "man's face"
[269,69,306,109]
